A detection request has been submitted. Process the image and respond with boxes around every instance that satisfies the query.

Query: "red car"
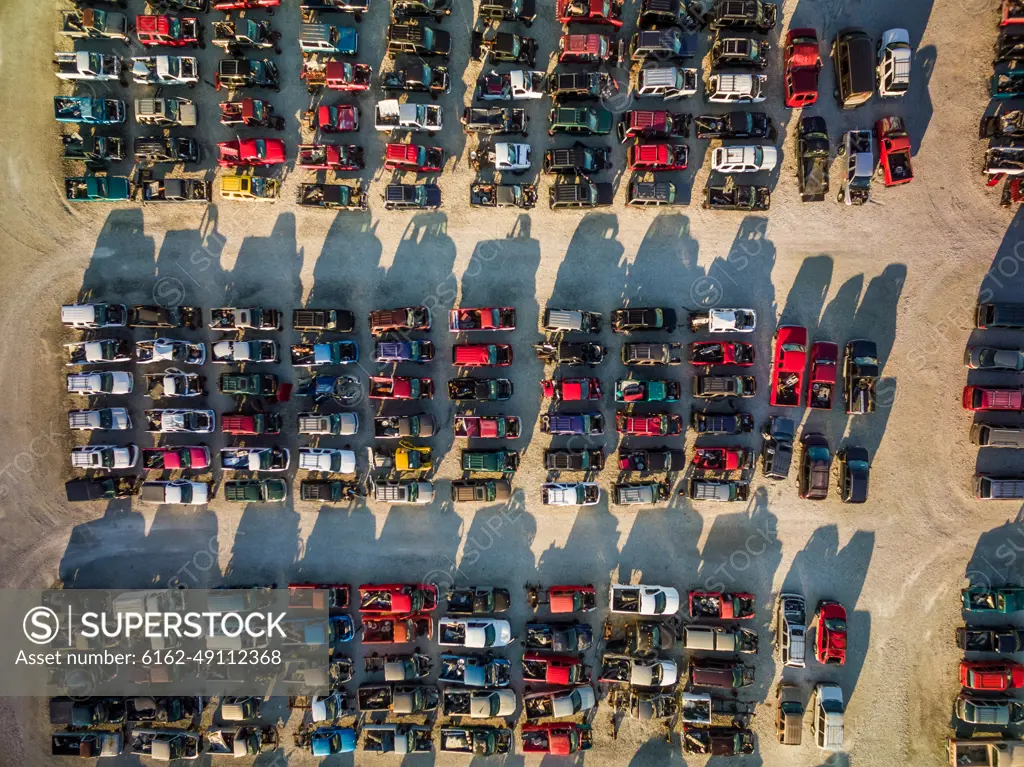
[213,0,280,11]
[452,344,513,367]
[136,14,202,48]
[540,378,601,401]
[523,652,591,684]
[357,584,439,614]
[689,341,755,366]
[815,601,848,665]
[770,326,808,407]
[323,61,372,92]
[297,144,364,171]
[692,446,750,471]
[141,446,210,470]
[526,584,597,613]
[556,0,623,26]
[317,104,359,133]
[615,412,682,437]
[522,723,592,754]
[628,142,688,171]
[807,341,838,409]
[383,143,445,172]
[217,138,286,167]
[963,386,1024,412]
[783,28,821,107]
[368,376,434,400]
[689,591,755,620]
[558,33,613,63]
[876,116,914,187]
[961,661,1024,691]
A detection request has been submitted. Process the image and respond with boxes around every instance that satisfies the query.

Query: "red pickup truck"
[960,660,1024,691]
[963,386,1024,412]
[807,341,837,409]
[770,326,808,407]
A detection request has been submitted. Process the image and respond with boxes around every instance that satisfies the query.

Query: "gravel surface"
[2,0,1024,764]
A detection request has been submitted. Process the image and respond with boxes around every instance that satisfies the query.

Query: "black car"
[836,446,869,503]
[639,0,708,33]
[797,116,829,202]
[386,23,451,58]
[618,448,686,472]
[548,72,614,100]
[611,307,675,332]
[216,58,280,90]
[533,341,606,366]
[799,432,831,500]
[544,448,605,471]
[709,0,776,32]
[957,625,1024,653]
[383,183,441,210]
[694,111,774,139]
[479,0,536,24]
[703,182,770,211]
[471,31,537,66]
[379,62,450,95]
[761,416,794,480]
[691,409,754,434]
[543,144,611,174]
[391,0,452,20]
[710,33,769,68]
[128,304,202,328]
[133,136,200,164]
[549,176,614,209]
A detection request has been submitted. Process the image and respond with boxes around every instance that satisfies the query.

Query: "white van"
[811,684,844,750]
[706,73,767,103]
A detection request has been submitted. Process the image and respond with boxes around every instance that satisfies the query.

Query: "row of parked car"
[962,302,1024,500]
[981,2,1024,205]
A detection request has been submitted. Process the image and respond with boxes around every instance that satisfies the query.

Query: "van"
[971,423,1024,447]
[706,73,766,103]
[542,308,601,334]
[977,302,1024,329]
[776,683,804,745]
[831,28,874,108]
[976,475,1024,500]
[635,65,697,99]
[811,683,844,750]
[220,175,279,202]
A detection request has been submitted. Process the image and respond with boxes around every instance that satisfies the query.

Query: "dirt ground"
[2,0,1024,764]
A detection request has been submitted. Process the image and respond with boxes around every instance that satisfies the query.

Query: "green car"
[224,479,288,503]
[615,379,682,403]
[547,107,614,136]
[963,586,1024,613]
[219,373,279,396]
[461,449,519,473]
[65,175,131,202]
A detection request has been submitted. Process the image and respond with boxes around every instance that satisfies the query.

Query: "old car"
[977,302,1024,329]
[525,585,597,613]
[534,341,606,365]
[525,621,593,651]
[540,413,603,436]
[776,593,806,668]
[139,480,209,505]
[65,478,137,503]
[135,14,201,47]
[709,0,776,32]
[64,174,130,202]
[612,306,674,332]
[65,339,132,366]
[692,409,754,434]
[221,412,282,435]
[66,371,132,396]
[689,590,754,620]
[638,0,706,31]
[211,339,278,363]
[387,23,450,58]
[449,307,516,332]
[687,478,750,502]
[448,378,513,401]
[845,340,878,414]
[958,624,1024,653]
[214,58,280,91]
[599,654,677,686]
[438,617,513,648]
[692,446,752,472]
[626,181,677,207]
[761,416,795,480]
[145,408,213,433]
[440,726,512,756]
[54,51,122,82]
[356,684,439,714]
[955,694,1024,726]
[618,110,690,142]
[541,377,601,402]
[143,370,203,398]
[69,407,131,432]
[461,107,527,136]
[383,183,442,210]
[681,624,757,653]
[703,180,770,210]
[383,142,444,172]
[471,183,537,209]
[611,584,679,615]
[815,600,847,665]
[392,0,453,19]
[220,447,289,472]
[784,28,821,107]
[692,375,756,399]
[454,415,520,438]
[316,104,359,134]
[210,306,280,331]
[523,652,591,684]
[369,375,433,399]
[217,138,285,167]
[558,33,614,64]
[557,0,623,24]
[451,479,512,504]
[614,378,680,402]
[525,686,596,720]
[690,308,757,331]
[629,27,695,61]
[706,72,767,103]
[60,8,129,43]
[61,303,126,329]
[358,584,438,616]
[453,344,513,367]
[618,448,685,472]
[965,346,1024,371]
[543,143,611,174]
[471,31,538,67]
[521,723,592,754]
[549,106,614,136]
[71,445,139,471]
[544,449,605,471]
[370,306,430,334]
[462,449,519,473]
[874,115,914,187]
[628,143,688,171]
[799,432,831,499]
[298,144,364,171]
[479,0,537,24]
[712,144,777,173]
[374,414,434,439]
[475,69,545,101]
[219,98,284,129]
[695,111,774,141]
[142,177,209,203]
[298,23,358,56]
[56,96,126,125]
[299,183,368,210]
[212,19,279,52]
[379,63,450,95]
[548,71,615,101]
[447,586,511,615]
[960,661,1024,692]
[218,373,278,396]
[624,342,683,366]
[687,658,755,689]
[683,725,755,755]
[290,341,358,366]
[711,33,769,68]
[634,65,698,99]
[613,482,671,505]
[837,129,874,204]
[797,116,830,202]
[770,326,808,407]
[61,133,125,165]
[374,339,434,363]
[616,412,683,436]
[143,446,209,471]
[837,446,870,503]
[549,176,614,209]
[689,341,755,366]
[877,28,911,97]
[131,55,197,86]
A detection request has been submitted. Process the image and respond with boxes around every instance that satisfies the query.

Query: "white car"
[145,409,215,433]
[139,480,209,506]
[298,413,359,436]
[68,408,131,431]
[690,308,757,333]
[438,617,513,648]
[609,584,680,615]
[442,688,517,719]
[54,51,122,82]
[144,371,203,398]
[372,480,434,505]
[706,73,766,103]
[494,142,531,172]
[67,372,133,395]
[711,145,777,173]
[61,303,127,328]
[298,448,357,474]
[877,28,911,97]
[776,593,807,668]
[811,683,845,751]
[602,654,678,686]
[131,56,199,86]
[71,445,139,470]
[212,340,278,364]
[136,339,206,365]
[525,686,596,718]
[65,340,132,366]
[541,482,600,506]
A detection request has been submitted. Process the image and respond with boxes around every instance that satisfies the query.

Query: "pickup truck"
[876,115,913,186]
[438,617,513,648]
[55,96,125,125]
[290,342,358,366]
[223,480,287,503]
[475,69,545,100]
[461,107,529,135]
[688,591,755,620]
[210,307,281,331]
[692,410,754,434]
[375,99,443,132]
[610,584,680,615]
[220,447,289,472]
[65,175,131,202]
[439,653,512,687]
[298,183,368,211]
[963,586,1024,614]
[689,341,755,367]
[845,340,878,414]
[693,375,757,399]
[807,342,838,409]
[66,339,132,366]
[142,446,209,470]
[131,55,198,86]
[52,732,123,758]
[523,652,591,685]
[362,725,432,755]
[703,181,771,211]
[50,697,125,726]
[300,480,360,503]
[838,129,874,205]
[462,449,519,473]
[61,8,129,42]
[448,587,511,615]
[356,684,439,714]
[525,686,596,720]
[54,51,122,81]
[521,723,592,754]
[688,308,757,333]
[525,622,593,651]
[374,340,434,363]
[373,414,435,439]
[454,415,520,438]
[958,626,1024,653]
[442,688,517,718]
[797,115,830,201]
[946,738,1024,767]
[205,726,278,758]
[358,583,438,614]
[681,624,758,653]
[293,308,355,332]
[540,412,603,436]
[452,480,512,504]
[441,726,512,756]
[688,478,750,502]
[448,307,516,331]
[145,409,214,433]
[362,616,433,644]
[770,326,808,407]
[369,375,433,400]
[280,617,354,648]
[599,654,678,686]
[218,373,278,396]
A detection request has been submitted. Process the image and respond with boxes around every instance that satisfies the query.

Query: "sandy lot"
[2,0,1024,763]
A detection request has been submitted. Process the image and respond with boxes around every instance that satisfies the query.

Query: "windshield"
[650,664,663,685]
[489,695,501,717]
[252,100,264,121]
[808,446,829,463]
[484,624,496,646]
[653,592,667,613]
[169,18,180,38]
[824,618,846,632]
[423,28,434,47]
[782,343,805,352]
[179,485,193,504]
[570,690,582,712]
[98,410,112,428]
[848,460,869,473]
[254,139,266,157]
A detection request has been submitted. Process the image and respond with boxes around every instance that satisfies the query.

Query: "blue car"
[54,96,125,125]
[311,727,356,756]
[540,412,605,436]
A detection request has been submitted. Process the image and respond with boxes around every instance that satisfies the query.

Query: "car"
[614,379,680,402]
[558,33,614,64]
[448,378,513,401]
[628,143,688,171]
[770,326,808,407]
[691,410,754,434]
[60,9,130,43]
[392,0,453,19]
[958,625,1024,653]
[692,375,756,399]
[694,111,774,140]
[633,65,698,100]
[623,343,683,366]
[471,30,537,65]
[709,0,776,32]
[64,175,131,202]
[711,33,769,69]
[382,143,444,173]
[145,408,214,433]
[814,601,847,665]
[376,101,444,133]
[449,307,516,332]
[131,55,198,86]
[542,483,601,506]
[549,176,614,209]
[135,14,202,47]
[617,110,690,142]
[548,106,614,136]
[689,341,755,366]
[543,144,611,174]
[692,446,752,471]
[776,593,806,668]
[379,62,450,95]
[211,340,278,363]
[831,28,873,108]
[65,339,132,366]
[607,590,679,623]
[557,0,623,24]
[612,307,675,332]
[297,144,364,171]
[219,373,278,396]
[877,28,911,97]
[688,308,756,332]
[960,661,1024,692]
[963,586,1024,613]
[784,28,821,107]
[626,181,677,208]
[68,408,131,431]
[541,377,602,402]
[616,413,683,437]
[876,116,914,186]
[955,694,1024,726]
[71,445,139,471]
[687,477,750,502]
[799,432,831,499]
[836,447,870,503]
[220,447,289,472]
[299,448,357,474]
[134,136,200,165]
[548,71,616,100]
[629,27,694,61]
[217,138,287,168]
[139,480,209,505]
[705,73,766,103]
[978,302,1024,329]
[837,129,874,205]
[386,23,451,58]
[453,344,513,367]
[61,303,127,329]
[533,341,606,366]
[797,116,830,202]
[67,372,133,395]
[524,687,596,720]
[540,412,603,436]
[383,183,442,211]
[317,104,359,133]
[290,342,358,366]
[711,145,778,173]
[761,416,795,480]
[470,183,537,209]
[215,58,280,90]
[298,413,359,436]
[438,617,514,648]
[521,723,592,754]
[369,376,433,400]
[810,684,844,751]
[451,479,512,504]
[545,449,605,471]
[966,346,1024,371]
[689,590,755,620]
[142,446,210,471]
[617,448,685,472]
[462,450,519,473]
[474,69,546,101]
[470,142,532,173]
[703,181,770,210]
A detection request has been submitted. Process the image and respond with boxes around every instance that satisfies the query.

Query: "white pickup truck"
[375,99,443,132]
[609,584,680,616]
[688,308,757,333]
[54,51,122,82]
[438,617,513,648]
[132,56,199,86]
